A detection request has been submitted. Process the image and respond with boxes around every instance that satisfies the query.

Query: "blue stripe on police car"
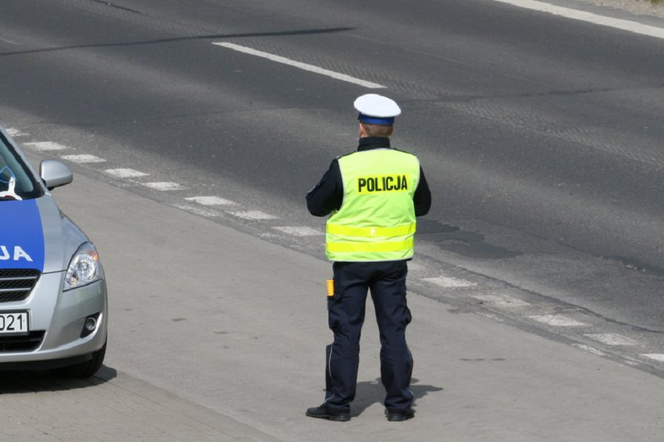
[0,199,45,271]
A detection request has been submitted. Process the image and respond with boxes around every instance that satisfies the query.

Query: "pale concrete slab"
[0,368,280,441]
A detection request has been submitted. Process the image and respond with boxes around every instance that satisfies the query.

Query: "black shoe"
[306,405,351,422]
[386,408,415,422]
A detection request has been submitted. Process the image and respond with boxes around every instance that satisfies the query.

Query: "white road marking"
[6,128,28,137]
[471,294,530,308]
[423,276,477,288]
[229,210,278,220]
[105,168,149,179]
[185,196,237,206]
[24,142,69,151]
[142,182,185,191]
[491,0,664,40]
[475,312,506,323]
[528,314,589,327]
[272,226,323,236]
[171,204,219,218]
[584,333,638,346]
[61,154,106,164]
[641,354,664,362]
[213,42,386,89]
[572,344,607,357]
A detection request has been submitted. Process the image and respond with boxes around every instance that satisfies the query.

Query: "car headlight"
[64,242,105,291]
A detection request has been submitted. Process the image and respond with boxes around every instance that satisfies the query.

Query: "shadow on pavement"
[0,365,117,394]
[352,377,443,416]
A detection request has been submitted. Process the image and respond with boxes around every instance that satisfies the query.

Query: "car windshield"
[0,134,44,201]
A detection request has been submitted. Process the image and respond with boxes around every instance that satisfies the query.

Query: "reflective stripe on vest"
[326,223,416,238]
[326,148,419,262]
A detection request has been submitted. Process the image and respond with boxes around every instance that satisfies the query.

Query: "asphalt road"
[1,0,664,367]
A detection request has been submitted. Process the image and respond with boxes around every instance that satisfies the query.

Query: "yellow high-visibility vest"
[326,148,420,262]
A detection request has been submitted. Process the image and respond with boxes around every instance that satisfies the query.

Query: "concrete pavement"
[0,368,280,441]
[2,167,664,441]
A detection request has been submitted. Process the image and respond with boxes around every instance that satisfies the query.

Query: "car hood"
[0,196,88,273]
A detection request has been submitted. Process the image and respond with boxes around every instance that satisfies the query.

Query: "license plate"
[0,312,29,334]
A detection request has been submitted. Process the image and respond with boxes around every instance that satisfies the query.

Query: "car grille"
[0,331,45,352]
[0,269,41,303]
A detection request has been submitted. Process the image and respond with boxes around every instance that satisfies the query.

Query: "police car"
[0,126,107,377]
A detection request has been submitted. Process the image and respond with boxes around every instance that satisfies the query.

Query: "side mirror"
[40,160,73,190]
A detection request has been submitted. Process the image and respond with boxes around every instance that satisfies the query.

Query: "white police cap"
[354,94,401,125]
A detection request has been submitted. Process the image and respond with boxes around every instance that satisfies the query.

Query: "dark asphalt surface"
[1,0,663,335]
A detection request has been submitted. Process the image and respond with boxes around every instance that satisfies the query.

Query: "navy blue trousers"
[324,260,414,415]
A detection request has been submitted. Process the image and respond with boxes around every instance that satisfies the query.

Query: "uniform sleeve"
[306,160,343,217]
[414,167,431,217]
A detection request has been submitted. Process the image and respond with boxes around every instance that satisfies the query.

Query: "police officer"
[306,94,431,422]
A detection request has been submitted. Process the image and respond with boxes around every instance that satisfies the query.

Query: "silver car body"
[0,126,107,371]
